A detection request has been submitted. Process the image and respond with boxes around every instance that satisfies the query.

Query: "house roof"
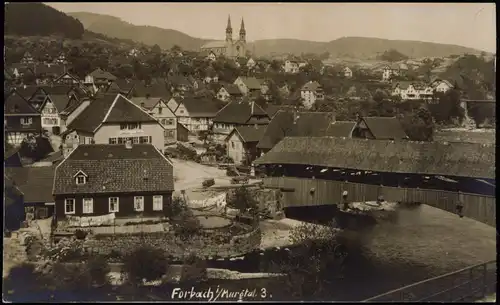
[67,94,156,133]
[38,85,75,96]
[201,41,227,49]
[54,72,80,83]
[167,75,192,87]
[5,167,56,203]
[130,97,164,110]
[14,86,39,100]
[114,79,136,92]
[32,64,65,76]
[325,121,356,137]
[60,97,88,117]
[132,83,171,99]
[230,125,268,143]
[45,95,70,112]
[256,110,334,150]
[213,100,269,124]
[360,117,409,140]
[254,137,495,179]
[4,91,39,115]
[53,144,174,195]
[180,97,219,118]
[237,77,263,90]
[301,81,322,92]
[88,68,117,81]
[222,84,242,95]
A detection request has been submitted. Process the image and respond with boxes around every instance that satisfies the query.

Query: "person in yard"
[342,190,349,210]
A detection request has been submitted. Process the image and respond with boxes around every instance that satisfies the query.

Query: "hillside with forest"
[68,12,488,59]
[68,12,208,51]
[5,3,85,39]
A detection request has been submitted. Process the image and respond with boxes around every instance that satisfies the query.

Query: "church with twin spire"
[200,15,247,58]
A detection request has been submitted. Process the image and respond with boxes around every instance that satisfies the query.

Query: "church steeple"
[226,15,233,42]
[239,18,246,42]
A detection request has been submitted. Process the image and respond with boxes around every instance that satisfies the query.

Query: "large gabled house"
[59,97,92,134]
[52,144,174,222]
[61,93,166,157]
[174,97,219,133]
[257,110,334,153]
[130,97,178,144]
[4,90,42,146]
[5,166,56,219]
[39,94,78,134]
[31,63,66,85]
[212,99,270,144]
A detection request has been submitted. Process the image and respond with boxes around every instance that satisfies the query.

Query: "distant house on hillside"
[53,72,81,86]
[216,83,243,102]
[283,60,299,74]
[233,76,264,96]
[300,81,324,109]
[382,64,401,81]
[84,68,117,92]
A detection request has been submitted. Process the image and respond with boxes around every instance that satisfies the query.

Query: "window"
[134,196,144,211]
[158,107,162,114]
[231,141,235,149]
[139,136,151,144]
[76,175,86,185]
[161,119,167,125]
[109,197,119,213]
[133,137,139,144]
[153,195,163,211]
[109,138,117,144]
[120,123,141,130]
[83,198,93,214]
[20,117,33,125]
[64,199,75,215]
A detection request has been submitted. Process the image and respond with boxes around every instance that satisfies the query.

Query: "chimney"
[125,140,133,149]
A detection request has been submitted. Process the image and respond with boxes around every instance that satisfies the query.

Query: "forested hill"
[5,3,85,39]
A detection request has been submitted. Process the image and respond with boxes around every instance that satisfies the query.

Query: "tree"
[378,49,409,62]
[227,186,259,216]
[400,107,434,141]
[151,44,161,54]
[269,221,348,300]
[428,89,465,125]
[171,45,182,54]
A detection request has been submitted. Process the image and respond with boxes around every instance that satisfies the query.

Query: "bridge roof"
[254,137,495,179]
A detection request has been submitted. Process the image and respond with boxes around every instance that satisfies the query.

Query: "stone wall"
[83,227,261,260]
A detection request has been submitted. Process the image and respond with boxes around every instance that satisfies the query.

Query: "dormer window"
[74,170,88,185]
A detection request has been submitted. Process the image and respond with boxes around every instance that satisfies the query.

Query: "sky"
[47,2,496,52]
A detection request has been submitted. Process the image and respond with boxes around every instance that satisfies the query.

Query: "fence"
[363,260,497,302]
[262,177,496,227]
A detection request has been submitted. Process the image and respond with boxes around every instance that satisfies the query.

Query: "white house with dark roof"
[52,143,174,222]
[300,81,324,109]
[212,99,270,144]
[130,97,178,144]
[39,94,78,133]
[174,97,219,133]
[61,94,166,157]
[225,125,267,165]
[233,76,264,96]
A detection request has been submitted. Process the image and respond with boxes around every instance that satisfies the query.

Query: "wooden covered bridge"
[254,137,496,227]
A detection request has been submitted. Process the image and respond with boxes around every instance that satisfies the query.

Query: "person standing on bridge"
[342,190,349,210]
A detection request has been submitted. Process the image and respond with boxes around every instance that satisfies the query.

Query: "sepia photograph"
[3,2,496,302]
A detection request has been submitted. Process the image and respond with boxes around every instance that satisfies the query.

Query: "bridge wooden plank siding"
[263,177,496,227]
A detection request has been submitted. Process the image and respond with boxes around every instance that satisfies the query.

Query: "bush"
[122,246,169,285]
[86,255,111,287]
[269,220,348,299]
[74,229,88,240]
[165,196,188,218]
[227,186,259,216]
[180,252,208,284]
[173,214,202,241]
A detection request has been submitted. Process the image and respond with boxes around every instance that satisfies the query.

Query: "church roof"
[201,41,227,49]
